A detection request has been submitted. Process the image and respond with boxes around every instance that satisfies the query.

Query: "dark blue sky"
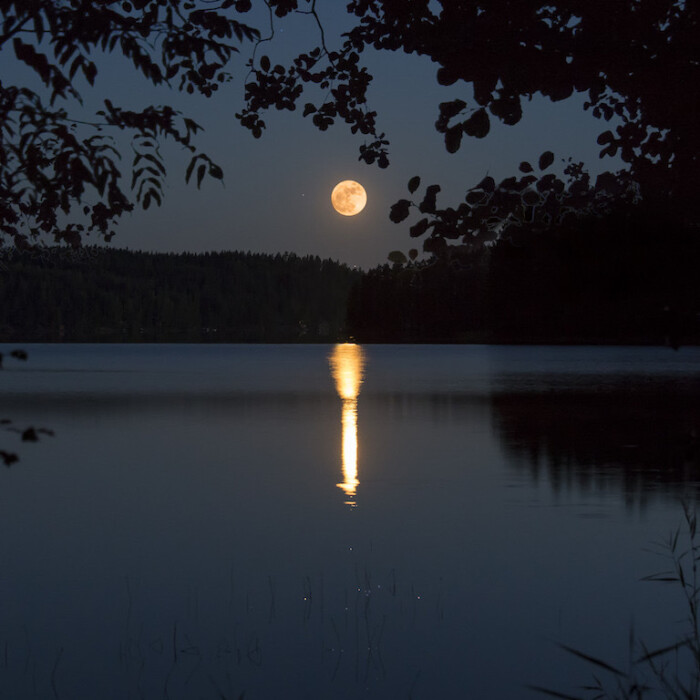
[13,3,624,269]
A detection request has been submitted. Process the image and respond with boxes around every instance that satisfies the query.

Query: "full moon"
[331,180,367,216]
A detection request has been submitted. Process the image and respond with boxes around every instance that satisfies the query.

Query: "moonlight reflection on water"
[329,343,365,506]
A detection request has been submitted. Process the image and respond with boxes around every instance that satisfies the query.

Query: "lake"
[1,343,699,699]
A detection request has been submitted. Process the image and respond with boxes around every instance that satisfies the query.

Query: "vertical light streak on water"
[329,343,365,506]
[340,397,359,502]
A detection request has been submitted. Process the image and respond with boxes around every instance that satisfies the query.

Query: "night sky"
[11,3,624,269]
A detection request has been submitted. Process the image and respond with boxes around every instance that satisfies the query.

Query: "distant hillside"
[0,248,360,342]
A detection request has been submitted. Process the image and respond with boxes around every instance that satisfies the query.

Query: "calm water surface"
[1,343,700,699]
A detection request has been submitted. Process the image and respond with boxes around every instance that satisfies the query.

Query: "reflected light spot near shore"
[329,343,365,507]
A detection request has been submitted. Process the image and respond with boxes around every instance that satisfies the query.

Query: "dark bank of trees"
[347,206,700,345]
[0,248,359,342]
[4,207,699,346]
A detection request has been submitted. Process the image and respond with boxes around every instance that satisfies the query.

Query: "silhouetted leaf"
[185,156,197,184]
[465,189,488,205]
[407,176,420,194]
[409,218,429,238]
[408,248,418,260]
[260,55,270,72]
[419,184,441,213]
[388,250,407,264]
[33,13,44,42]
[84,61,97,86]
[489,94,522,125]
[477,176,495,192]
[21,427,38,442]
[462,108,490,138]
[389,199,411,223]
[0,451,18,467]
[436,67,457,86]
[445,124,463,153]
[538,151,555,170]
[519,161,533,173]
[438,99,466,120]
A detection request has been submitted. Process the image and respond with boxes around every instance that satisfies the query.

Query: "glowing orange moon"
[331,180,367,216]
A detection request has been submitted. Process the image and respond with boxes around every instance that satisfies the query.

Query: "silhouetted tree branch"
[240,1,699,255]
[8,2,694,257]
[0,0,266,249]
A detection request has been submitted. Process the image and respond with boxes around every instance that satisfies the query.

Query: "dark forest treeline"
[4,206,700,345]
[0,248,360,342]
[346,208,700,345]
